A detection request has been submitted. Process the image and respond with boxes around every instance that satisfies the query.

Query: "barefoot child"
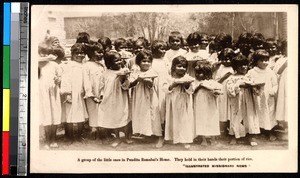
[38,36,64,148]
[129,50,163,147]
[60,43,91,144]
[214,48,235,136]
[163,56,195,149]
[98,51,132,147]
[193,61,223,146]
[226,54,260,146]
[83,41,106,141]
[247,49,278,141]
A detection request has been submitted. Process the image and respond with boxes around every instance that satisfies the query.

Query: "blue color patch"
[4,3,11,45]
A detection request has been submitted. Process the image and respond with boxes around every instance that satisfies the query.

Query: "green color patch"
[3,46,10,88]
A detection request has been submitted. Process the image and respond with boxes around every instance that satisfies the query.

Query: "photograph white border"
[30,4,298,173]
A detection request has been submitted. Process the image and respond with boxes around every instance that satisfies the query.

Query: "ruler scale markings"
[17,2,29,176]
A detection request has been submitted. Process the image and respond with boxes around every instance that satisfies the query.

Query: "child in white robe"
[98,51,132,147]
[246,49,278,141]
[193,61,223,146]
[163,56,195,149]
[129,50,163,148]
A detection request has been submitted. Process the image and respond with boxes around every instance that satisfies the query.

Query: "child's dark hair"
[231,53,249,72]
[277,39,287,56]
[194,61,213,79]
[114,38,127,51]
[169,31,184,45]
[38,36,65,60]
[135,37,149,49]
[186,32,201,46]
[198,32,209,43]
[135,50,153,66]
[214,32,232,49]
[171,55,188,76]
[76,32,90,44]
[251,33,265,50]
[237,32,253,46]
[103,51,121,69]
[252,49,270,66]
[218,48,236,62]
[151,40,167,56]
[98,37,112,52]
[71,43,85,56]
[85,41,104,59]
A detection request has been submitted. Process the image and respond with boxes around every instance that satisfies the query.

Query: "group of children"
[38,30,288,149]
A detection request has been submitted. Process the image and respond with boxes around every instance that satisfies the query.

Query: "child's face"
[257,58,269,70]
[267,44,277,56]
[238,43,251,54]
[117,43,126,51]
[195,70,205,81]
[139,58,152,72]
[94,51,104,63]
[253,42,264,50]
[169,38,181,50]
[111,56,123,70]
[157,46,166,57]
[235,64,248,75]
[221,58,231,67]
[52,40,60,47]
[189,44,199,53]
[73,51,85,63]
[200,37,209,49]
[134,42,145,54]
[174,63,187,77]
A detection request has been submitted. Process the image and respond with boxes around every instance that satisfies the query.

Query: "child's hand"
[169,82,180,91]
[252,87,261,95]
[54,76,61,85]
[212,89,223,96]
[143,78,153,88]
[64,94,72,103]
[92,97,102,103]
[183,82,191,89]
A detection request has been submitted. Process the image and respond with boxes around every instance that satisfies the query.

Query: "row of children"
[38,30,287,149]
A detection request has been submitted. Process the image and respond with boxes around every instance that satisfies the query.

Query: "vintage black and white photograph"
[30,5,298,173]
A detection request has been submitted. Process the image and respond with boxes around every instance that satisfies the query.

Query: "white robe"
[39,61,62,126]
[130,69,162,136]
[163,75,195,143]
[247,67,278,130]
[83,61,105,127]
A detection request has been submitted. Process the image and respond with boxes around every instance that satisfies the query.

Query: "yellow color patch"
[3,89,10,131]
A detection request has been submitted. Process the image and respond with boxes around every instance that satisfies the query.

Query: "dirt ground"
[39,125,288,151]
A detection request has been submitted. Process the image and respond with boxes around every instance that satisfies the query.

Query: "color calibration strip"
[3,2,11,175]
[10,2,21,175]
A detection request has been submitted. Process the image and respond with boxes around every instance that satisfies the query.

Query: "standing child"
[273,40,288,130]
[127,38,148,71]
[129,50,163,147]
[38,36,64,149]
[164,31,187,69]
[98,51,132,147]
[185,32,203,78]
[151,40,169,134]
[226,54,260,146]
[198,32,210,60]
[60,43,91,144]
[247,49,278,141]
[264,38,280,70]
[114,38,134,66]
[83,41,106,141]
[193,61,223,146]
[163,56,195,149]
[214,48,235,136]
